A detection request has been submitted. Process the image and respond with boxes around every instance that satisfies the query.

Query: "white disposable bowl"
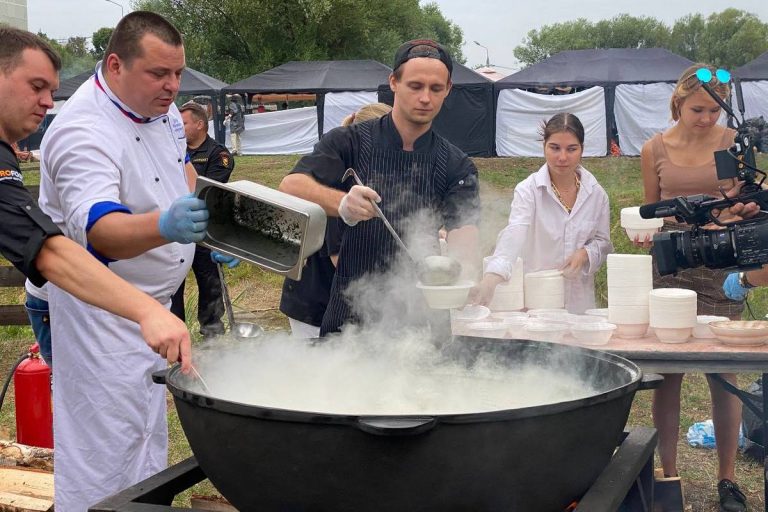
[453,305,491,321]
[608,305,650,324]
[527,308,568,317]
[620,207,664,228]
[491,311,529,321]
[624,227,660,242]
[417,281,473,309]
[692,315,729,339]
[608,286,652,306]
[649,288,697,301]
[585,308,609,318]
[654,327,692,344]
[570,323,617,345]
[525,321,568,343]
[465,321,508,338]
[607,253,653,269]
[614,323,649,339]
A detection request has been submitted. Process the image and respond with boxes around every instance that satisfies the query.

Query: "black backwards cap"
[392,39,453,77]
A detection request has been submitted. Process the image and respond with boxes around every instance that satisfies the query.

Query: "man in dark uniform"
[279,40,480,335]
[171,101,234,337]
[0,26,192,366]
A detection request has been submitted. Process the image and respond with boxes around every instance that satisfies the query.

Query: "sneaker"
[718,479,747,512]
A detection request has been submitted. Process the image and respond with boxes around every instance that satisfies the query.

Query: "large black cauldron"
[155,338,659,512]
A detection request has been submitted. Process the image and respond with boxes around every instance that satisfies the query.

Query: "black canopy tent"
[734,51,768,81]
[53,66,229,99]
[495,48,694,153]
[222,60,392,139]
[52,67,229,142]
[734,52,768,124]
[377,61,495,157]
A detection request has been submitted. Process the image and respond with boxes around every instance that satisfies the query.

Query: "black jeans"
[171,245,225,336]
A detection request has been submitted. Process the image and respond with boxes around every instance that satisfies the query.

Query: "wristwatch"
[738,271,755,289]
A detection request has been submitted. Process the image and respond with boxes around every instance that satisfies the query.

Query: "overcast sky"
[28,0,768,71]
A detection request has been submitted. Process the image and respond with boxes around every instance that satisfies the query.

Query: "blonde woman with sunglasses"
[640,63,747,512]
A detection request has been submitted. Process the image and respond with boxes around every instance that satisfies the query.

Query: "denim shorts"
[25,294,52,368]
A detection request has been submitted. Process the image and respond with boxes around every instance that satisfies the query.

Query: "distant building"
[0,0,27,30]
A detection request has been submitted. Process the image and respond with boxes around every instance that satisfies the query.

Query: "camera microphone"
[639,199,678,219]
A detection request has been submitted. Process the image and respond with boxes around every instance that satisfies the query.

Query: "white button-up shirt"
[484,164,612,313]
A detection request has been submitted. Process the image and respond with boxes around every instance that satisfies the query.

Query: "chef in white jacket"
[38,12,208,512]
[470,113,612,314]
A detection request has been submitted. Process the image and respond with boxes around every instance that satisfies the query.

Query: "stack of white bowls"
[486,258,525,311]
[607,254,653,338]
[649,288,697,343]
[524,270,564,310]
[620,207,663,242]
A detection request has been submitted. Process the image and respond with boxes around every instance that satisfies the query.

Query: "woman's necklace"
[551,174,581,213]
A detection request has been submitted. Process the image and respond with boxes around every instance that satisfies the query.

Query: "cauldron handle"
[638,373,664,390]
[152,369,169,385]
[357,417,437,436]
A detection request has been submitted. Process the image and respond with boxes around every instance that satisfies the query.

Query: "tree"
[513,9,768,70]
[133,0,465,83]
[91,27,114,60]
[698,9,768,69]
[36,32,96,79]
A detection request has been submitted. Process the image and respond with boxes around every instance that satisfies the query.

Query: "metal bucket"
[195,177,327,280]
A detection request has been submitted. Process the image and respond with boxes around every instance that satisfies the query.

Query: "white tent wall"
[495,86,607,157]
[614,83,674,156]
[322,91,378,134]
[740,81,768,120]
[209,106,319,155]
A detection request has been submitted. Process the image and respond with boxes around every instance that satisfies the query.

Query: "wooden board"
[0,306,30,326]
[0,467,53,512]
[0,491,52,512]
[0,267,26,288]
[191,496,238,511]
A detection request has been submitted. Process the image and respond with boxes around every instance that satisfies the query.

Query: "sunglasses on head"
[686,67,731,85]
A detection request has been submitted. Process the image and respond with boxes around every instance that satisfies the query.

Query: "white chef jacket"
[39,67,194,512]
[484,164,612,314]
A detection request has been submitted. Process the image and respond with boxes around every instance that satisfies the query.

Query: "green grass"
[2,153,768,510]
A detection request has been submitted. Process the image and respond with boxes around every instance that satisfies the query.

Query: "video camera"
[640,72,768,276]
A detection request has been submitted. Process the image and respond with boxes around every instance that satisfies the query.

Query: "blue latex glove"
[158,193,209,243]
[211,251,240,268]
[723,272,749,301]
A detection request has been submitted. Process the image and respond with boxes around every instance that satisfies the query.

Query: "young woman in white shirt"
[470,112,612,313]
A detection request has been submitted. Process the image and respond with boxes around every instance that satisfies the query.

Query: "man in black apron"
[279,40,480,335]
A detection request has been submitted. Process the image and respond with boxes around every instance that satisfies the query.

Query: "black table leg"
[710,372,767,512]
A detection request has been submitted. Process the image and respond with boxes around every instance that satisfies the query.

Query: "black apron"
[320,123,450,335]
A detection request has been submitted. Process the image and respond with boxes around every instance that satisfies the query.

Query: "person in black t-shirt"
[171,101,234,337]
[0,26,192,368]
[279,103,392,338]
[279,40,480,335]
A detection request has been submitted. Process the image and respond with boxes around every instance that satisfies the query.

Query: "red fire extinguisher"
[13,343,53,449]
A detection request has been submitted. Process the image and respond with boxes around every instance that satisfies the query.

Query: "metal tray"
[195,177,327,280]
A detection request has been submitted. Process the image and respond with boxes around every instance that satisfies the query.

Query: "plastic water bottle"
[686,419,746,449]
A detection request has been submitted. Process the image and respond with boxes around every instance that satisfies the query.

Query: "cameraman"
[640,63,748,512]
[723,202,768,299]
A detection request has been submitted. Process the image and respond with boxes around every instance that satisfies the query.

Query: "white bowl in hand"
[417,281,474,309]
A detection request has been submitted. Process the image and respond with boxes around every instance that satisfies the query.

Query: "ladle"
[216,263,265,340]
[341,168,462,286]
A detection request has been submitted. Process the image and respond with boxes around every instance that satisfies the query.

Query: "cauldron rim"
[161,338,644,425]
